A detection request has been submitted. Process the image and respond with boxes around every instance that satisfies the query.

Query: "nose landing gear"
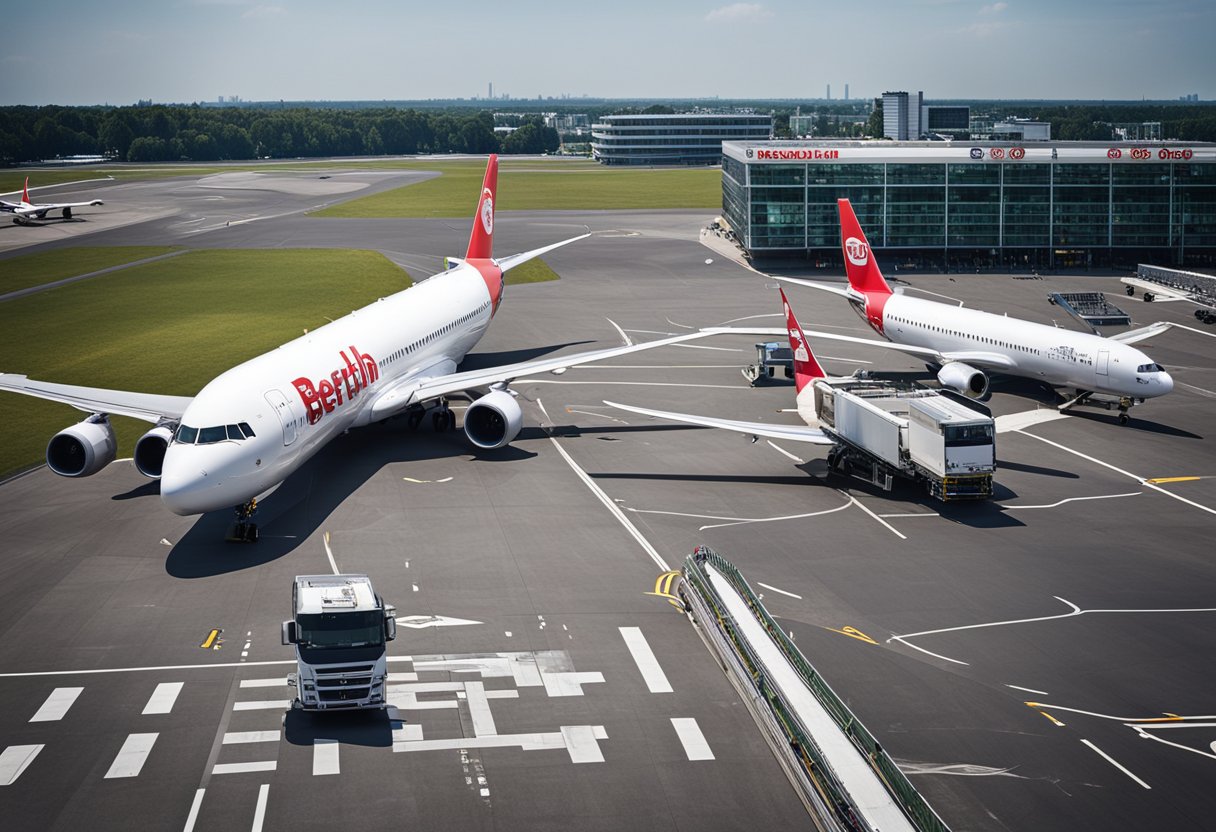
[227,499,259,543]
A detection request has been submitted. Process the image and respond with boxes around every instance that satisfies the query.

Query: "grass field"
[313,164,723,218]
[0,246,178,295]
[0,248,412,479]
[504,258,560,285]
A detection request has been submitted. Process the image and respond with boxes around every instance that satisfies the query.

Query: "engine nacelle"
[463,390,523,450]
[937,361,989,399]
[134,425,175,479]
[46,415,117,478]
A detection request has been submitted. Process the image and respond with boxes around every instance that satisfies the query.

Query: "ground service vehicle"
[281,574,397,711]
[815,379,995,500]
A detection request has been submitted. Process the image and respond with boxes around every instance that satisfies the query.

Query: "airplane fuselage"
[852,291,1174,399]
[160,262,499,515]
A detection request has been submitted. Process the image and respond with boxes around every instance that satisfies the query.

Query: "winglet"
[22,177,30,204]
[465,155,498,260]
[780,288,826,392]
[837,199,892,296]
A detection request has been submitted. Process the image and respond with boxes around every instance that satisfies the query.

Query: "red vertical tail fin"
[837,198,892,296]
[465,155,498,260]
[781,289,826,393]
[22,177,30,204]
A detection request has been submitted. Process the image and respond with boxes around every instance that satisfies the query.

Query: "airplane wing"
[604,400,833,444]
[1108,321,1173,345]
[768,274,853,299]
[367,330,722,417]
[0,374,192,423]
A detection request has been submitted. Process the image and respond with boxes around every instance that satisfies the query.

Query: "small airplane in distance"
[607,289,835,445]
[711,199,1173,424]
[0,155,715,541]
[0,177,104,224]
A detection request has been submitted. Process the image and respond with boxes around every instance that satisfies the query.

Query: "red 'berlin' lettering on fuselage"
[292,346,380,426]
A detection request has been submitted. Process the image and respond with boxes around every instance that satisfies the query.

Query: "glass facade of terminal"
[722,142,1216,269]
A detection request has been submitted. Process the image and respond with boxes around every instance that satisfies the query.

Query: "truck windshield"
[944,424,994,447]
[296,611,383,649]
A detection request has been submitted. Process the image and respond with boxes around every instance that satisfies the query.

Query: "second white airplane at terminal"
[718,199,1173,422]
[0,156,714,539]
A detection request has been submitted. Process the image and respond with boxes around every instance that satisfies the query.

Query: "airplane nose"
[159,452,209,516]
[1160,372,1174,395]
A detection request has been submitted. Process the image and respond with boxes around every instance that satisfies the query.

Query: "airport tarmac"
[1,164,1215,830]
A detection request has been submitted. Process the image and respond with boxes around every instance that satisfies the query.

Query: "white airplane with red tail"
[714,199,1173,423]
[0,155,715,540]
[1,177,104,224]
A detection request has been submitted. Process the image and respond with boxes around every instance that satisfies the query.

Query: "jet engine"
[46,415,117,478]
[134,425,175,479]
[463,390,523,449]
[937,362,989,399]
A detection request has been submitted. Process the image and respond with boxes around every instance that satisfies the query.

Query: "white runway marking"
[720,313,782,324]
[846,494,907,540]
[561,726,606,763]
[1024,702,1216,723]
[1006,684,1050,696]
[252,783,271,832]
[224,731,281,744]
[575,364,743,369]
[1132,725,1216,762]
[606,318,632,346]
[182,788,205,832]
[233,700,292,711]
[765,441,804,463]
[891,597,1216,666]
[313,740,340,776]
[995,408,1069,433]
[665,317,695,330]
[566,408,629,424]
[756,582,803,600]
[671,718,715,760]
[619,627,673,694]
[623,499,852,531]
[323,531,340,575]
[1176,381,1216,399]
[543,424,669,572]
[1000,492,1142,510]
[239,678,288,688]
[1016,429,1216,517]
[105,733,158,778]
[0,745,43,785]
[213,761,277,775]
[0,658,298,679]
[465,682,497,736]
[1081,739,1151,789]
[143,682,184,715]
[29,686,83,722]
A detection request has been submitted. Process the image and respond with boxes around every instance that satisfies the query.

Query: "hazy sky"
[1,0,1211,105]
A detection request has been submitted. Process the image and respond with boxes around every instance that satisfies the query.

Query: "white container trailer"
[813,379,995,501]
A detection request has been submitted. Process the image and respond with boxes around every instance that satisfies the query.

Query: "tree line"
[0,105,560,165]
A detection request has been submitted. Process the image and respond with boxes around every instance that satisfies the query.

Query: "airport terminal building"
[721,141,1216,269]
[592,113,772,166]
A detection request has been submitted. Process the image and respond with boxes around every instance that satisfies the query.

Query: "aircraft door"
[1096,349,1109,376]
[265,389,299,446]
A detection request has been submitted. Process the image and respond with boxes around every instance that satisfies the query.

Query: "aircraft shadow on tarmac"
[457,340,595,371]
[112,480,162,500]
[166,418,536,579]
[283,708,393,748]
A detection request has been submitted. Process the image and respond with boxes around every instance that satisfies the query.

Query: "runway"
[1,162,1215,830]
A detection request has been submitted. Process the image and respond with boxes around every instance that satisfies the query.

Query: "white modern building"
[591,113,772,166]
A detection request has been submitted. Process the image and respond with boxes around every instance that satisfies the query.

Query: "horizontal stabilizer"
[604,400,833,445]
[768,275,853,298]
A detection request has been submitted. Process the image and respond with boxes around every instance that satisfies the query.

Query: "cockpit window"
[176,425,198,444]
[239,422,255,438]
[198,426,227,444]
[1137,363,1165,373]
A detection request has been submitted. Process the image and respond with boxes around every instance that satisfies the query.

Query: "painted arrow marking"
[396,615,483,629]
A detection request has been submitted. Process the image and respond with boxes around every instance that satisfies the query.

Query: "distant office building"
[789,115,815,137]
[882,91,922,140]
[924,106,969,136]
[720,139,1216,268]
[1109,122,1163,142]
[993,119,1051,141]
[845,84,849,101]
[591,113,772,166]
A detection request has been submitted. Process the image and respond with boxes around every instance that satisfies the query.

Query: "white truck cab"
[281,574,397,711]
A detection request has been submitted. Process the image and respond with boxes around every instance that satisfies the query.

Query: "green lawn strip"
[504,258,560,285]
[0,246,179,296]
[1,157,602,193]
[313,167,724,218]
[0,248,411,479]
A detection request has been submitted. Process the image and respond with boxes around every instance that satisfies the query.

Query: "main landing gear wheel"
[1118,396,1132,426]
[228,499,259,543]
[406,409,424,430]
[431,401,456,432]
